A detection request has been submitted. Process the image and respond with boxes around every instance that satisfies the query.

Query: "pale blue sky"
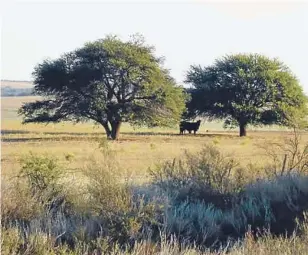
[1,1,308,92]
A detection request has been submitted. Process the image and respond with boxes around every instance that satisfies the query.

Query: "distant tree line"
[1,86,33,97]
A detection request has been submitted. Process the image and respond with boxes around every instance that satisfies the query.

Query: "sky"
[1,0,308,92]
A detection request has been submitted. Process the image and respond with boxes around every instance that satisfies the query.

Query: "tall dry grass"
[2,130,308,254]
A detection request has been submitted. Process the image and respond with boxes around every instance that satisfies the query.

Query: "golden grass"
[1,123,302,179]
[1,96,305,181]
[2,96,308,255]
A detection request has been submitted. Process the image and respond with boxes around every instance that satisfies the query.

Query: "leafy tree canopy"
[19,34,187,139]
[184,53,308,136]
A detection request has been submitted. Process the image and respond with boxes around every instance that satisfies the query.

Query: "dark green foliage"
[185,54,308,136]
[18,34,187,140]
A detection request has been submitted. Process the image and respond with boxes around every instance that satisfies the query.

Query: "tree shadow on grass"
[1,129,103,136]
[1,136,102,143]
[1,129,237,143]
[1,130,32,135]
[121,131,237,137]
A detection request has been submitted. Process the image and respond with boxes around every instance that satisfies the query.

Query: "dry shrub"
[260,128,308,178]
[149,144,240,204]
[83,141,131,214]
[1,178,42,223]
[148,142,308,248]
[160,173,308,249]
[80,140,161,247]
[0,227,74,255]
[227,212,308,255]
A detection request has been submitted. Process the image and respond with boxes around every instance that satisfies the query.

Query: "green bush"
[19,152,63,194]
[2,153,69,224]
[17,152,69,214]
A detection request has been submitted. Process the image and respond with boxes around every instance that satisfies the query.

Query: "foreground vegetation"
[2,127,308,254]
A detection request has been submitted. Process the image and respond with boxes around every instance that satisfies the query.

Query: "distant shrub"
[150,143,157,150]
[64,152,75,162]
[212,136,221,145]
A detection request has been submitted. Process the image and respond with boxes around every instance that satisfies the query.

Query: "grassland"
[2,96,308,254]
[1,96,295,177]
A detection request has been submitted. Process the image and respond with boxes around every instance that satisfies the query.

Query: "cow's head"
[196,120,201,128]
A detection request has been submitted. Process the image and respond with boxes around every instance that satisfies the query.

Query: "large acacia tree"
[185,54,308,136]
[19,35,187,140]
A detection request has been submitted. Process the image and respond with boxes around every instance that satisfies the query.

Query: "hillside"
[1,80,33,88]
[1,80,34,97]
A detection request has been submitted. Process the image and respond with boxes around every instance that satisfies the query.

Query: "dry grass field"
[2,96,308,255]
[1,96,296,178]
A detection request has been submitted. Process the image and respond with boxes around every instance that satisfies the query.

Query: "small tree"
[185,53,308,136]
[19,34,187,140]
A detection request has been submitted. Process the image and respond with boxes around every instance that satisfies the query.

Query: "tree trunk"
[101,121,112,139]
[239,123,247,137]
[110,121,122,140]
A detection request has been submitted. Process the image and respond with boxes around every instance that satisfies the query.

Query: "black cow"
[179,120,201,135]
